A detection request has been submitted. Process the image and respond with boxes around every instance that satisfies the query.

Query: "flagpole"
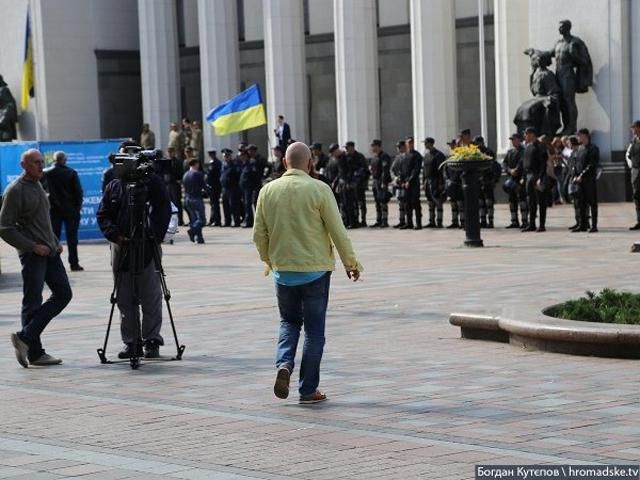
[478,0,488,141]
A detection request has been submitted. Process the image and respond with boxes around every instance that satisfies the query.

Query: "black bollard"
[461,169,484,247]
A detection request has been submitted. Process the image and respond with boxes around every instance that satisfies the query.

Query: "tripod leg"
[150,241,185,360]
[98,245,127,364]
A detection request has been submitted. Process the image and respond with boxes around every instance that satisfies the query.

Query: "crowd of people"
[131,118,640,239]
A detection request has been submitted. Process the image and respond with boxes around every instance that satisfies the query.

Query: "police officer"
[423,138,446,228]
[391,140,408,228]
[311,143,329,176]
[344,141,369,227]
[404,137,423,230]
[220,148,242,227]
[572,128,600,233]
[626,120,640,230]
[165,146,185,226]
[502,133,527,229]
[473,136,499,228]
[205,149,222,226]
[369,139,392,228]
[326,144,341,207]
[566,136,583,230]
[247,144,269,207]
[239,148,260,228]
[444,139,464,229]
[522,127,549,232]
[335,143,357,228]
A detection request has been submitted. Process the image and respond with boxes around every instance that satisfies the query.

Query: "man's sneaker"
[299,390,327,404]
[70,265,84,272]
[30,353,62,366]
[10,333,29,368]
[273,366,291,399]
[118,343,143,359]
[144,340,161,359]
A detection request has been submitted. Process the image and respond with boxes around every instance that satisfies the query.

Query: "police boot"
[413,218,422,230]
[589,209,598,233]
[630,210,640,230]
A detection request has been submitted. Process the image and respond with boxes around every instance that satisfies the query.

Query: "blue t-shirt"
[273,271,327,286]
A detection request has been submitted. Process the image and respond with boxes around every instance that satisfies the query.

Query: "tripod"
[97,180,185,369]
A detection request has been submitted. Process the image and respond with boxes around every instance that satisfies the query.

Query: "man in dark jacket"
[572,128,600,232]
[423,138,446,228]
[369,139,392,228]
[344,141,369,227]
[96,163,171,359]
[502,133,527,229]
[335,144,357,228]
[404,137,423,229]
[205,149,222,226]
[522,127,549,232]
[240,149,260,228]
[474,136,500,228]
[43,151,84,271]
[627,120,640,230]
[220,148,242,227]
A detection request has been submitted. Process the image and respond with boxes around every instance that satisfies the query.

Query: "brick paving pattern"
[0,203,639,479]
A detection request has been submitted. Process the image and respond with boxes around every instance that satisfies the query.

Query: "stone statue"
[548,19,593,134]
[0,75,17,142]
[514,49,562,136]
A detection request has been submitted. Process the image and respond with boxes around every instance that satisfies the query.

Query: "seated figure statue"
[513,49,562,136]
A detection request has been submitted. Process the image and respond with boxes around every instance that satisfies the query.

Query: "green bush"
[551,289,640,325]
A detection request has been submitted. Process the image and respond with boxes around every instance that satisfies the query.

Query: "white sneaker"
[30,353,62,366]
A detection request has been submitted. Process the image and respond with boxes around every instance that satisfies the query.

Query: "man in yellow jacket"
[253,142,363,404]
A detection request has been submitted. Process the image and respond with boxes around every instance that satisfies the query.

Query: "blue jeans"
[19,253,72,360]
[275,272,331,396]
[185,196,206,242]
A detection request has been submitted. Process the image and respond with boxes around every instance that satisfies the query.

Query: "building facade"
[0,0,638,200]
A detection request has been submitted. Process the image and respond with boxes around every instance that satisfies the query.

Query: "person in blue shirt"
[182,158,207,244]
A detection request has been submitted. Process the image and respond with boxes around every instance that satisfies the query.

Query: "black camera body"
[108,145,160,182]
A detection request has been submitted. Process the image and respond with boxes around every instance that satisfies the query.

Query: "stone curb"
[449,308,640,359]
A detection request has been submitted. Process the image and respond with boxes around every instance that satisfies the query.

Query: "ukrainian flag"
[206,84,267,135]
[21,11,34,110]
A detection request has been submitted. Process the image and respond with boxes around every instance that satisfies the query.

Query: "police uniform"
[336,148,358,228]
[444,165,464,228]
[205,151,222,226]
[220,150,242,227]
[423,145,446,228]
[574,139,599,232]
[502,142,527,228]
[240,155,261,228]
[475,140,499,228]
[369,141,392,228]
[344,144,369,227]
[405,147,423,229]
[522,138,549,231]
[626,126,640,229]
[391,142,409,228]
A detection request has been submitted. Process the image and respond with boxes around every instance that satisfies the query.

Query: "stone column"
[263,0,308,147]
[197,0,240,152]
[334,0,379,149]
[410,0,457,148]
[137,0,180,151]
[493,0,529,153]
[633,0,640,122]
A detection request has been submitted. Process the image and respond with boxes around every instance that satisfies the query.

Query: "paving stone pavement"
[0,203,639,480]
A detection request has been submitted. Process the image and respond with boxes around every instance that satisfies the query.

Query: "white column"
[197,0,240,152]
[633,0,640,122]
[263,0,308,146]
[138,0,180,151]
[410,0,457,147]
[334,0,379,149]
[494,0,529,153]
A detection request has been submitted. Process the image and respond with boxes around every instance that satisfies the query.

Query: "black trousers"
[526,175,547,228]
[579,178,598,228]
[209,190,221,224]
[222,187,242,226]
[50,211,80,268]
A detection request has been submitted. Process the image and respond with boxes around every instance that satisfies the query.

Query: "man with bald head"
[253,142,362,404]
[0,149,72,367]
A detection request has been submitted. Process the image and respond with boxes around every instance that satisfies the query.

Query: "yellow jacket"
[253,168,363,273]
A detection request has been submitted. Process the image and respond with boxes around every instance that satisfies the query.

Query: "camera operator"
[96,144,171,359]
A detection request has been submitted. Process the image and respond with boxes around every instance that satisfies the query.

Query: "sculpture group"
[514,19,593,136]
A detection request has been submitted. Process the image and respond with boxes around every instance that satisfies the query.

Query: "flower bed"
[546,289,640,325]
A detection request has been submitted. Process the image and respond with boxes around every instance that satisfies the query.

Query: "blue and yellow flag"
[206,84,267,135]
[21,11,34,110]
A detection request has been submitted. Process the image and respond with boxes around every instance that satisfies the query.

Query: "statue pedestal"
[447,160,492,248]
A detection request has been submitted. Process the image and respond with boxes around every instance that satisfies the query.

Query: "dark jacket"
[205,158,222,193]
[43,164,83,214]
[502,146,525,180]
[97,174,171,249]
[370,151,392,185]
[220,160,241,191]
[240,159,261,191]
[575,143,600,179]
[183,169,207,198]
[522,141,548,177]
[406,149,422,185]
[345,150,369,188]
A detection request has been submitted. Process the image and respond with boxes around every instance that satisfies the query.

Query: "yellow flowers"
[448,144,493,162]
